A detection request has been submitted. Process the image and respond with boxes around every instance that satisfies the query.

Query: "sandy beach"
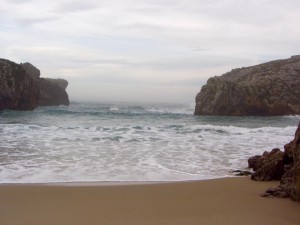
[0,177,299,225]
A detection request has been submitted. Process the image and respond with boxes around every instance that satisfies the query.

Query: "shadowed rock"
[250,149,284,181]
[291,122,300,200]
[251,159,284,181]
[0,59,40,111]
[0,58,69,111]
[249,122,300,200]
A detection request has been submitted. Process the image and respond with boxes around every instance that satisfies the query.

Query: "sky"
[1,0,300,104]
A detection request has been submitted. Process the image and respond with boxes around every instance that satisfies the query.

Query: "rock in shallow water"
[195,55,300,116]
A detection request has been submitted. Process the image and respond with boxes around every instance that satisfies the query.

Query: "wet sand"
[1,177,299,225]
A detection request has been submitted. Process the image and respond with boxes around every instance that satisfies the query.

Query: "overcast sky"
[1,0,300,103]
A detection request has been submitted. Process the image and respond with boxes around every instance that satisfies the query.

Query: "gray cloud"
[1,0,300,103]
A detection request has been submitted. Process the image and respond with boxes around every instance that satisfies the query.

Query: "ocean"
[0,101,299,183]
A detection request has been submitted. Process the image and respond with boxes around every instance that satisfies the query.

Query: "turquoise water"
[0,101,298,183]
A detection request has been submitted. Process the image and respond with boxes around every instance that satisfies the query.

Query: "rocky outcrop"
[20,62,40,80]
[249,148,284,181]
[0,58,69,111]
[195,55,300,116]
[249,122,300,201]
[291,122,300,200]
[0,59,40,111]
[38,78,69,106]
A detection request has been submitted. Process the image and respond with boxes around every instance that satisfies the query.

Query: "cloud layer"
[1,0,300,103]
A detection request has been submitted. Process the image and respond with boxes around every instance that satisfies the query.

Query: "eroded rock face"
[0,59,40,110]
[249,148,284,181]
[249,122,300,201]
[291,122,300,200]
[195,55,300,116]
[0,58,69,111]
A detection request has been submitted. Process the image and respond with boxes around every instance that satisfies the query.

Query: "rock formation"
[291,122,300,200]
[0,58,69,111]
[0,59,40,111]
[38,78,69,106]
[248,122,300,200]
[195,55,300,116]
[20,62,40,80]
[249,148,284,181]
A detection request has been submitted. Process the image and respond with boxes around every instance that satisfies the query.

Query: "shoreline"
[0,175,229,186]
[1,177,299,225]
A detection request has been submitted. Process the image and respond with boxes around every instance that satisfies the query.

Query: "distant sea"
[0,101,299,183]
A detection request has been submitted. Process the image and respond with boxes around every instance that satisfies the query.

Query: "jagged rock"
[251,159,284,181]
[248,155,262,171]
[249,148,285,181]
[0,59,40,110]
[291,122,300,200]
[249,148,283,172]
[251,122,300,200]
[0,58,69,111]
[261,154,296,198]
[194,55,300,116]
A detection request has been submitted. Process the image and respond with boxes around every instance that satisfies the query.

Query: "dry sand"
[0,177,299,225]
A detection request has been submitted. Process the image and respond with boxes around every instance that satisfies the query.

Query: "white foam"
[146,106,194,115]
[109,106,119,111]
[0,104,297,183]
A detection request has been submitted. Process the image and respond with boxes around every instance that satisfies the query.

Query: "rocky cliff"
[0,59,40,111]
[195,56,300,116]
[0,58,69,111]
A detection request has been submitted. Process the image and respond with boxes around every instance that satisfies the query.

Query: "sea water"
[0,101,298,183]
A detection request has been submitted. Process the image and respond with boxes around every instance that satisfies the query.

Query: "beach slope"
[1,177,299,225]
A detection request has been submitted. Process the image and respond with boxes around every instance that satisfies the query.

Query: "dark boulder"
[250,122,300,200]
[248,155,261,171]
[248,148,284,180]
[251,159,284,181]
